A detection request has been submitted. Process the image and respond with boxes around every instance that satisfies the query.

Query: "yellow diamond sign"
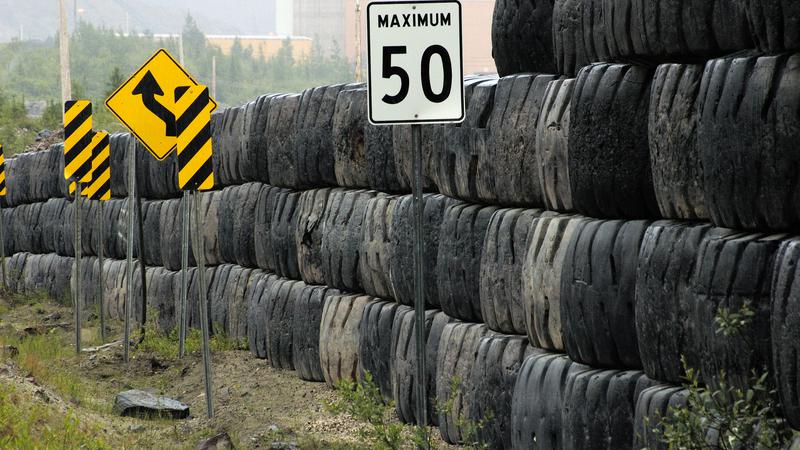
[105,48,217,161]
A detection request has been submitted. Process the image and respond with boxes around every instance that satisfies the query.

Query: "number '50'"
[382,45,453,105]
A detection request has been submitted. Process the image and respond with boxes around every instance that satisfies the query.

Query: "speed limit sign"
[367,0,464,125]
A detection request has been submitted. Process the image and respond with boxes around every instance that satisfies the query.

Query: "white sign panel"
[367,0,464,125]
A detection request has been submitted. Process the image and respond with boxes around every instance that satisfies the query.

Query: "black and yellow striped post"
[175,85,214,191]
[82,131,111,343]
[64,99,93,355]
[0,144,7,291]
[64,100,94,185]
[175,84,215,418]
[81,131,111,201]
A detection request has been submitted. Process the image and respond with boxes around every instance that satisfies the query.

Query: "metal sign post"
[73,183,83,354]
[175,84,216,418]
[124,145,135,363]
[98,202,106,343]
[179,190,190,358]
[410,124,427,432]
[136,189,147,340]
[366,2,464,445]
[192,190,213,418]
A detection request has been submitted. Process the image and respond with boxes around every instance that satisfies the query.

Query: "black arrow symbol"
[132,70,176,137]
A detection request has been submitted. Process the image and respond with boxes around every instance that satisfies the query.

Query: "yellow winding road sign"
[105,48,217,161]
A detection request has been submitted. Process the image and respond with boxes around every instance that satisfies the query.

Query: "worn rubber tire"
[561,218,651,369]
[511,352,581,449]
[292,284,341,382]
[266,94,302,188]
[604,0,752,62]
[254,185,288,272]
[770,238,800,429]
[492,0,557,76]
[264,277,306,370]
[649,63,707,220]
[333,87,370,189]
[553,0,590,77]
[391,308,452,425]
[569,63,659,219]
[366,120,406,193]
[269,189,301,279]
[563,366,658,450]
[357,300,402,400]
[232,183,262,268]
[320,189,379,292]
[479,207,542,335]
[435,320,494,445]
[468,334,536,450]
[294,84,353,189]
[438,79,498,202]
[319,294,373,387]
[295,188,332,285]
[437,201,500,323]
[687,231,785,390]
[521,213,584,351]
[633,384,688,450]
[635,221,735,383]
[389,194,457,308]
[536,78,575,212]
[247,273,278,359]
[698,54,800,230]
[358,195,398,300]
[479,74,558,206]
[744,0,800,53]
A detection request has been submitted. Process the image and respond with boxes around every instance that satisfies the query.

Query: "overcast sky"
[0,0,297,42]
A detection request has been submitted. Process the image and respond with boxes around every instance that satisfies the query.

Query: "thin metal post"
[192,190,213,418]
[124,145,135,363]
[411,124,428,446]
[74,183,83,354]
[136,188,147,338]
[98,202,106,343]
[178,190,190,358]
[0,203,7,292]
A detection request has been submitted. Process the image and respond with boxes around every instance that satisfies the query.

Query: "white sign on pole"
[367,0,464,125]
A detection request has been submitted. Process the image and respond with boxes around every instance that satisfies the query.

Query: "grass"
[0,383,109,449]
[136,323,246,361]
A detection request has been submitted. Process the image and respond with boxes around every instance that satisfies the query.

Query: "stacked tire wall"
[3,3,799,447]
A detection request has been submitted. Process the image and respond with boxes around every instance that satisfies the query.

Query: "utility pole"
[73,0,77,29]
[179,33,185,66]
[59,0,72,120]
[211,56,217,99]
[354,0,362,82]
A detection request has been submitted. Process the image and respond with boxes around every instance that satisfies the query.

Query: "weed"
[435,377,492,449]
[0,383,108,449]
[0,331,88,404]
[327,372,407,449]
[136,321,246,361]
[646,304,795,449]
[5,289,50,308]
